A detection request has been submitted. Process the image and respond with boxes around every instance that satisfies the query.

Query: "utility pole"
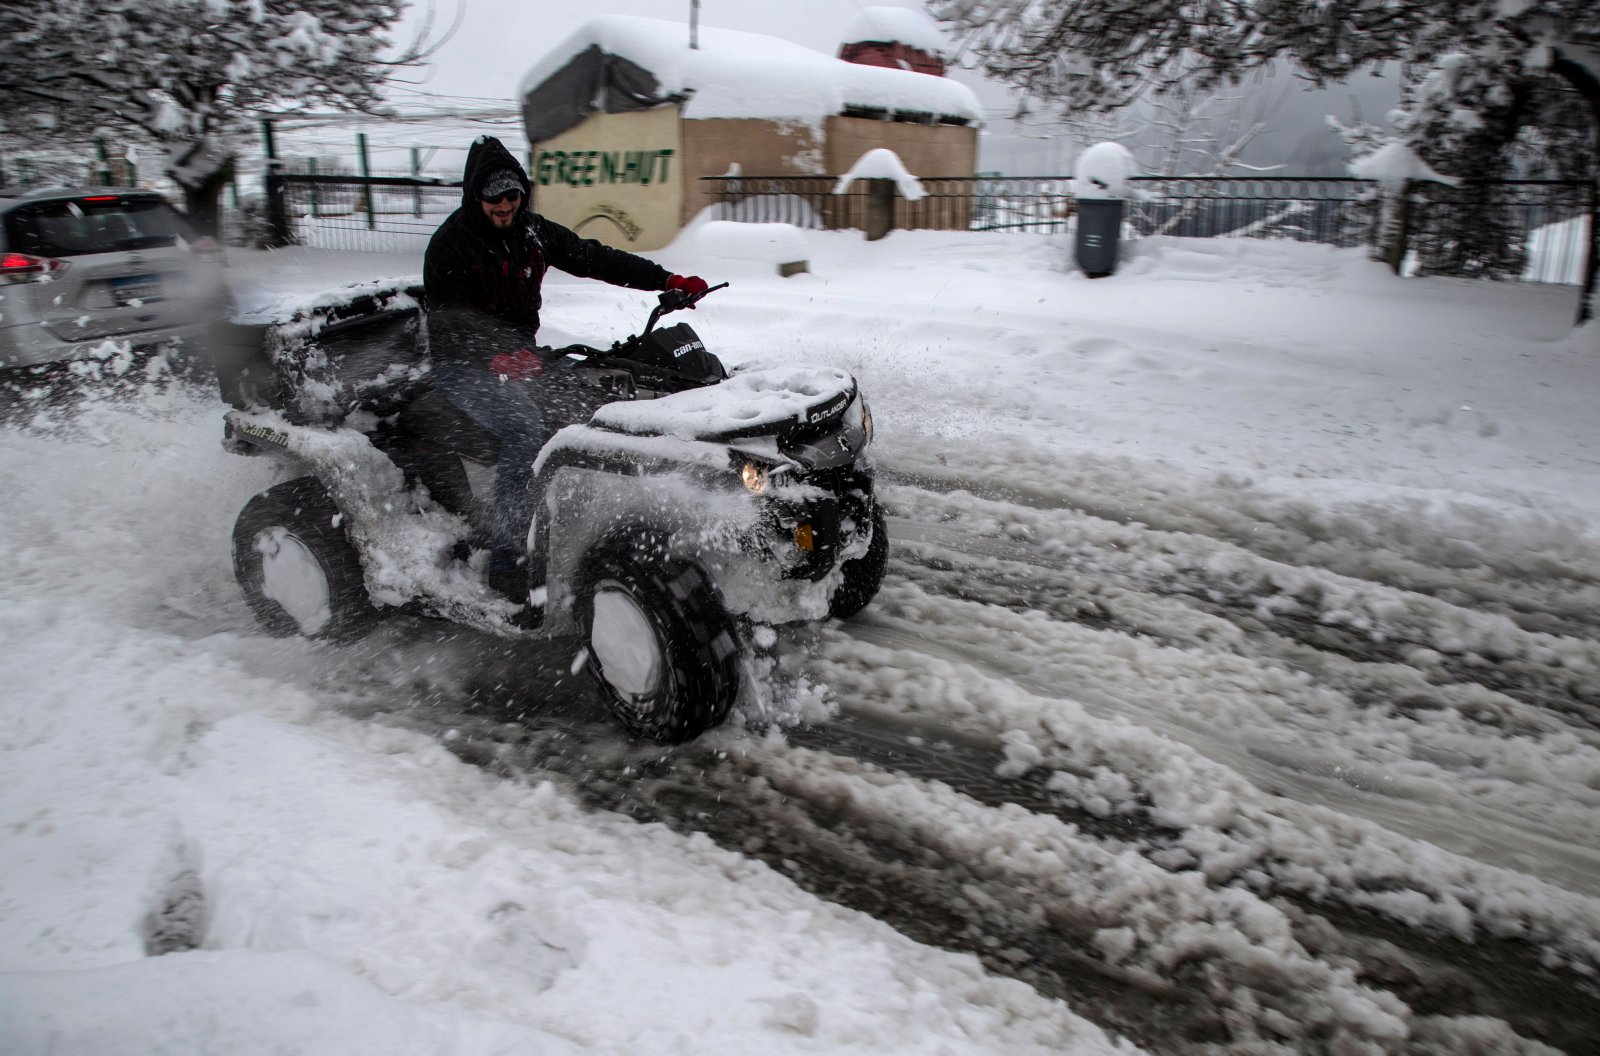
[690,0,699,49]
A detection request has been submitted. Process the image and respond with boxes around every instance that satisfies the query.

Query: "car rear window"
[3,196,191,258]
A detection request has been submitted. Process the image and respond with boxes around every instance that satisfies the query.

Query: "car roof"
[0,186,170,211]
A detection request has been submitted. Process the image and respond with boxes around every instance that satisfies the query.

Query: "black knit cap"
[480,169,522,199]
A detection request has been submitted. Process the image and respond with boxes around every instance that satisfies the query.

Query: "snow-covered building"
[517,15,981,251]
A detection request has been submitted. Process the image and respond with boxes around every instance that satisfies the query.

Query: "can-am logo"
[807,393,849,424]
[673,339,705,359]
[236,420,289,447]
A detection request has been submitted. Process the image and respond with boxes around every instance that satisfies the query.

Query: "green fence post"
[261,118,292,248]
[357,132,375,230]
[411,147,423,218]
[1580,177,1597,325]
[94,137,112,184]
[308,156,320,217]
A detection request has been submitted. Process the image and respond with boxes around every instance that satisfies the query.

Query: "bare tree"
[0,0,452,233]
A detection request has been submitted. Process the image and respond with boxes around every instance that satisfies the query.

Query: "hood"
[460,136,531,222]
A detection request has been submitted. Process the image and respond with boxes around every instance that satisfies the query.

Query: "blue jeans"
[431,358,548,573]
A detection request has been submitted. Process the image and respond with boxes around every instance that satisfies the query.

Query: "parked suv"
[0,186,230,373]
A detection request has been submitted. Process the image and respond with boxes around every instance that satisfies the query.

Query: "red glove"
[489,348,542,382]
[665,274,709,295]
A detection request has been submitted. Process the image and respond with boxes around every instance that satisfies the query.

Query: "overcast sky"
[381,0,1398,176]
[390,0,964,107]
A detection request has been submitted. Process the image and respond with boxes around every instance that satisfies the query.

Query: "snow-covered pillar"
[834,149,926,241]
[865,179,896,241]
[1374,182,1413,276]
[1349,141,1459,279]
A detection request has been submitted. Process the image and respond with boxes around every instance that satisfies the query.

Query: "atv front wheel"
[232,477,376,642]
[829,503,888,620]
[578,535,739,743]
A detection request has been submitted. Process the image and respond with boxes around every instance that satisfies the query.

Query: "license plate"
[111,274,161,305]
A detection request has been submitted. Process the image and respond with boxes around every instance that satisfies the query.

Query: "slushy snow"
[2,218,1597,1053]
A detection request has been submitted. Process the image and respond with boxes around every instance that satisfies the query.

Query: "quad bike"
[207,281,887,743]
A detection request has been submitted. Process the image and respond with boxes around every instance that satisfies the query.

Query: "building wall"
[679,118,826,227]
[529,107,979,247]
[823,117,977,179]
[826,118,978,232]
[528,107,683,252]
[685,116,978,236]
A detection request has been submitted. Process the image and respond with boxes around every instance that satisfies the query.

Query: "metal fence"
[1400,179,1592,283]
[699,174,1593,285]
[252,171,1593,287]
[704,175,869,231]
[1124,177,1376,245]
[707,174,1353,235]
[263,171,464,252]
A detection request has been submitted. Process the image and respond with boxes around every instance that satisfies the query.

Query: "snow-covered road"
[3,229,1598,1054]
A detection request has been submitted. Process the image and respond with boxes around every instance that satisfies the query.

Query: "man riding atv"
[215,138,887,743]
[423,135,712,612]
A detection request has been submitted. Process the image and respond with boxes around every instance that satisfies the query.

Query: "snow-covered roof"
[840,6,952,59]
[517,15,981,140]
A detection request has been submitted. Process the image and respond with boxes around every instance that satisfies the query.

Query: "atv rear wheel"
[232,477,376,642]
[829,503,888,620]
[578,535,739,743]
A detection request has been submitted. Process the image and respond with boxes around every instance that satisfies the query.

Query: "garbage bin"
[1074,197,1125,278]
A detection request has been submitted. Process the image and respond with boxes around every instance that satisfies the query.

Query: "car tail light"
[187,235,224,262]
[0,252,70,284]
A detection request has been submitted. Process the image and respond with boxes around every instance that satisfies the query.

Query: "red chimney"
[838,40,946,77]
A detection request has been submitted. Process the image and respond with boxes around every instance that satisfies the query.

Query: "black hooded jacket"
[423,136,670,364]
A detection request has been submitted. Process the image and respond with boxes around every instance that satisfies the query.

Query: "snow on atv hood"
[233,277,423,332]
[589,365,857,442]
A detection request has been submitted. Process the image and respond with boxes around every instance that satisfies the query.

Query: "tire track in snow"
[855,522,1600,917]
[883,481,1600,730]
[889,525,1600,751]
[403,701,1599,1056]
[882,456,1600,647]
[269,469,1600,1052]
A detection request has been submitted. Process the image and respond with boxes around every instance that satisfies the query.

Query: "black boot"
[488,562,543,629]
[487,563,526,603]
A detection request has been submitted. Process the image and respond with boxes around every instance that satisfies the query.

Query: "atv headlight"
[740,461,769,494]
[859,396,874,444]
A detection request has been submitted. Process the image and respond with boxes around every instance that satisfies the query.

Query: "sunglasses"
[482,189,522,205]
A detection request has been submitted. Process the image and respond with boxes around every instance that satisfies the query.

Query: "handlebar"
[643,281,730,336]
